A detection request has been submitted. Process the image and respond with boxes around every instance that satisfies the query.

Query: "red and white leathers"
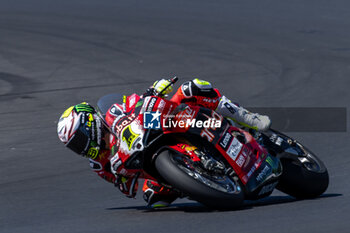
[171,79,271,131]
[89,78,271,206]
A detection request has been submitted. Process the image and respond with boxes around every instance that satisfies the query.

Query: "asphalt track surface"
[0,1,349,232]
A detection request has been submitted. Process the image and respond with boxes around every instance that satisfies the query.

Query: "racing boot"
[216,96,271,131]
[142,180,178,208]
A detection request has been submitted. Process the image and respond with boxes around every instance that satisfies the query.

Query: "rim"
[171,154,241,194]
[286,142,325,173]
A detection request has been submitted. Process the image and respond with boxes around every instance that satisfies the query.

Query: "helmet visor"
[66,124,91,155]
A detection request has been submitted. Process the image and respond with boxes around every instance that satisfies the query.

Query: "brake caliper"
[196,150,225,172]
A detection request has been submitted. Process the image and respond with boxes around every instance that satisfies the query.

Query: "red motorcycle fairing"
[156,101,269,186]
[107,95,193,180]
[215,127,267,185]
[110,94,272,188]
[167,144,201,162]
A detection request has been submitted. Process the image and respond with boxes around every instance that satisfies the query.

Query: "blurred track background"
[0,0,349,232]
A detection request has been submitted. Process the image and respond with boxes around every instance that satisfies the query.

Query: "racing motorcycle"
[97,78,329,209]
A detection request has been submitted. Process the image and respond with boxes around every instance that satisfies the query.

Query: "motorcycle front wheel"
[155,149,244,209]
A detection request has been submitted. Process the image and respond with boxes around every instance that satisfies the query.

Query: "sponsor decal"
[224,102,236,114]
[235,147,249,168]
[173,107,195,122]
[256,165,270,182]
[275,137,283,146]
[165,104,173,117]
[200,127,215,142]
[89,159,102,171]
[140,97,151,114]
[90,121,95,141]
[146,97,157,112]
[183,84,188,90]
[87,147,99,159]
[110,143,119,156]
[113,159,123,171]
[265,156,275,167]
[110,105,123,116]
[122,125,140,150]
[83,138,91,152]
[74,103,94,113]
[227,137,243,161]
[219,132,233,149]
[129,96,136,108]
[270,134,277,142]
[92,128,100,145]
[86,113,94,127]
[241,157,263,183]
[258,181,278,196]
[113,114,135,135]
[254,157,262,168]
[198,111,222,142]
[247,165,256,179]
[110,153,119,164]
[236,154,245,167]
[81,112,86,124]
[203,98,219,103]
[158,99,166,112]
[96,117,102,144]
[119,168,128,176]
[270,134,283,146]
[241,148,250,160]
[181,82,192,97]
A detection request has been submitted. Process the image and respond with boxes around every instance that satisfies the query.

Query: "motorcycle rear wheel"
[276,143,329,199]
[155,149,244,209]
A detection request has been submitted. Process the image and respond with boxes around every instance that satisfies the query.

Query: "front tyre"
[155,149,244,209]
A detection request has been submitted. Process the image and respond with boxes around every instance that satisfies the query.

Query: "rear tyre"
[276,144,329,199]
[155,149,244,209]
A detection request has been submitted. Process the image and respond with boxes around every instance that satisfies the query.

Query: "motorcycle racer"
[57,78,271,208]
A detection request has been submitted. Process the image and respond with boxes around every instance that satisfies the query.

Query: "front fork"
[168,143,229,176]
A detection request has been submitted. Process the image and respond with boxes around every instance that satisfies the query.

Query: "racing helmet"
[57,102,105,159]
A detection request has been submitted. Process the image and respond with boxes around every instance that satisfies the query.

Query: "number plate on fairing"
[226,137,243,161]
[216,128,264,185]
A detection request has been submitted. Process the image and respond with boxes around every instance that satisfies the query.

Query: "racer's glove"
[114,173,139,198]
[153,79,173,96]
